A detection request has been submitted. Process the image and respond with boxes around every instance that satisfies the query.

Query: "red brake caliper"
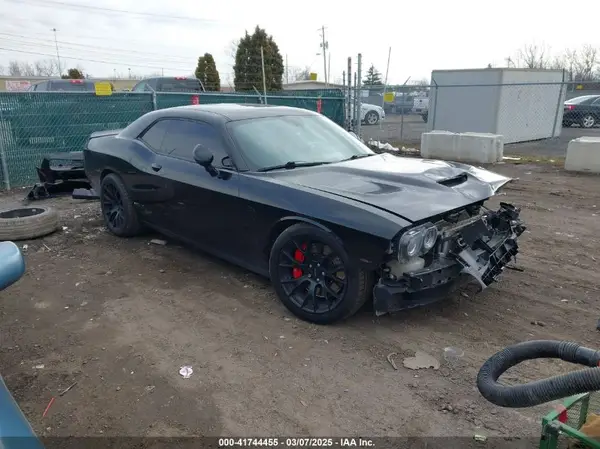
[292,243,307,279]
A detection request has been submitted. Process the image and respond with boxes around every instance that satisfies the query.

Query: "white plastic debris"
[502,156,521,161]
[179,366,193,378]
[34,364,45,369]
[367,139,399,152]
[150,239,167,246]
[22,244,28,251]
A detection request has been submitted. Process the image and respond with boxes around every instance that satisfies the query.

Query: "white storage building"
[426,68,566,144]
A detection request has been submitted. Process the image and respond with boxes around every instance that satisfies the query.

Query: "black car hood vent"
[437,173,468,188]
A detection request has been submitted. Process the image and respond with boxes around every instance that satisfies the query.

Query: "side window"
[139,120,170,152]
[161,120,228,166]
[133,82,147,92]
[593,97,600,105]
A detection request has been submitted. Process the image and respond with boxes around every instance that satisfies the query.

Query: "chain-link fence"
[356,79,600,148]
[0,89,345,190]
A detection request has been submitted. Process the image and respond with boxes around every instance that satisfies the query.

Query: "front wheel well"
[100,168,115,180]
[264,217,331,259]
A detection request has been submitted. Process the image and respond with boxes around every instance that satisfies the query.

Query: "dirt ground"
[1,162,600,444]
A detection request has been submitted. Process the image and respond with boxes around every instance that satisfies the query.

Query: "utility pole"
[51,28,61,76]
[260,46,268,105]
[319,26,328,87]
[285,54,289,84]
[128,68,131,79]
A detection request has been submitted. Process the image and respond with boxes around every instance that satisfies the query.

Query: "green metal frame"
[540,393,600,449]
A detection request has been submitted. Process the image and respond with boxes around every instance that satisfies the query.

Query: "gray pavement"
[360,114,600,158]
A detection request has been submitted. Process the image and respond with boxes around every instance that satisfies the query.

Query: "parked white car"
[361,103,385,125]
[348,99,386,125]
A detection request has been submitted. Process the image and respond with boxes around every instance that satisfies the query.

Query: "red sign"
[191,95,200,105]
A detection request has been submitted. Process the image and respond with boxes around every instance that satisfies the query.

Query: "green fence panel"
[155,92,261,109]
[155,92,345,127]
[0,92,154,189]
[0,89,346,190]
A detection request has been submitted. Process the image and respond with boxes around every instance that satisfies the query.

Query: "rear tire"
[100,173,141,237]
[581,114,596,128]
[269,223,371,324]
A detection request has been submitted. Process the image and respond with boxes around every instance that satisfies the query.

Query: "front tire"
[100,173,141,237]
[269,223,371,324]
[364,111,379,125]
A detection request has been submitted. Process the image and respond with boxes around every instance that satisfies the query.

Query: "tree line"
[510,43,600,82]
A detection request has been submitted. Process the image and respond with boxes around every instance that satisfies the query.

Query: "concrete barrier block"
[459,132,504,163]
[565,137,600,173]
[421,131,504,164]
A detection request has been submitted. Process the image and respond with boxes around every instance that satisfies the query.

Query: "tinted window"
[565,96,598,105]
[140,120,169,151]
[48,81,95,91]
[157,78,203,92]
[161,120,226,164]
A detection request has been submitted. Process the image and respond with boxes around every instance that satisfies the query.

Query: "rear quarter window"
[157,79,202,92]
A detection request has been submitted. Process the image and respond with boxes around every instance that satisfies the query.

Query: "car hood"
[269,153,511,223]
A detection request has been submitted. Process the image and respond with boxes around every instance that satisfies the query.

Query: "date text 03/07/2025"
[218,438,375,447]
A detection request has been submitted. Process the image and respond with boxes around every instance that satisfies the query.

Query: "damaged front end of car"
[373,201,526,316]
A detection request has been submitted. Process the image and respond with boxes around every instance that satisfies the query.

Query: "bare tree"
[565,45,599,81]
[227,38,239,66]
[288,66,312,82]
[19,62,36,77]
[516,43,551,69]
[34,59,59,77]
[8,60,22,76]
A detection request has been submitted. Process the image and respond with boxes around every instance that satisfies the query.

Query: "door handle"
[151,163,162,172]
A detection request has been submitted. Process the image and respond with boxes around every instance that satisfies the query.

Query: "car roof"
[157,104,316,122]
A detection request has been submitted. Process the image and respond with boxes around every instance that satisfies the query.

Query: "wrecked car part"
[25,151,91,201]
[72,188,99,200]
[373,202,525,316]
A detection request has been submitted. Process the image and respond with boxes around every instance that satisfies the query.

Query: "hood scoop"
[437,173,468,188]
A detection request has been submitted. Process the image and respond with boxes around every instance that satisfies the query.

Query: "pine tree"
[195,53,221,91]
[233,26,284,92]
[362,64,383,86]
[61,68,84,79]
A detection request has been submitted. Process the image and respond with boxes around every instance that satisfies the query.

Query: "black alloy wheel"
[100,173,141,237]
[102,182,125,231]
[269,223,371,324]
[278,239,348,314]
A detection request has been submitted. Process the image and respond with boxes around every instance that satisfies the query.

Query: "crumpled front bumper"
[373,202,526,316]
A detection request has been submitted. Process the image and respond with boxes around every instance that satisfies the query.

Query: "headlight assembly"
[397,223,438,262]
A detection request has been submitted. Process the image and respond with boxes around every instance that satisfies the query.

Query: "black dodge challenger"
[83,104,525,324]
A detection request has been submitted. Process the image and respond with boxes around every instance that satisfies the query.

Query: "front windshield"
[226,114,374,170]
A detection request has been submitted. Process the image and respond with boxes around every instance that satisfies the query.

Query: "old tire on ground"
[100,173,141,237]
[364,110,379,125]
[269,223,371,325]
[0,206,59,241]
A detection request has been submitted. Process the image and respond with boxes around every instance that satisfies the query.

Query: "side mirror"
[193,144,218,177]
[0,242,26,291]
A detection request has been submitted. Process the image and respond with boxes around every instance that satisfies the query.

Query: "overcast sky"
[1,0,599,85]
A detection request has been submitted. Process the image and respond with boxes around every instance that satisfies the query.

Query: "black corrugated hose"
[477,340,600,408]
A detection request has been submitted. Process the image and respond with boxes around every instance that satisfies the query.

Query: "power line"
[0,46,192,72]
[0,32,196,62]
[9,0,226,25]
[0,36,195,65]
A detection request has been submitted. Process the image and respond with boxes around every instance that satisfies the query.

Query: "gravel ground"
[1,162,599,446]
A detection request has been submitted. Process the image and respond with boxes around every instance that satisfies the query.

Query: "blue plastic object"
[0,242,25,291]
[0,241,44,449]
